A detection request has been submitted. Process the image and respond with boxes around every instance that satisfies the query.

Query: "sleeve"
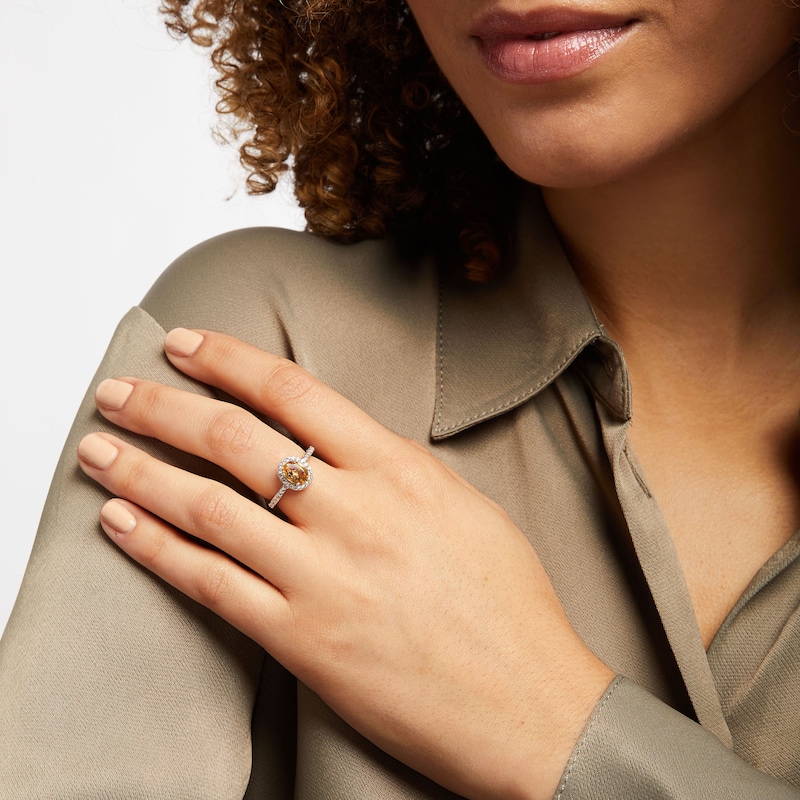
[555,677,800,800]
[0,307,277,799]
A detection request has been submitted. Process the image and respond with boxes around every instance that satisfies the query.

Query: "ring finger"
[93,377,332,523]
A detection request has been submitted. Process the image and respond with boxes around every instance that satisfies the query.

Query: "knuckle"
[132,382,168,420]
[137,525,169,569]
[188,486,239,536]
[205,406,257,458]
[204,335,242,374]
[403,437,433,457]
[385,442,439,503]
[194,559,234,609]
[114,451,151,499]
[259,359,316,409]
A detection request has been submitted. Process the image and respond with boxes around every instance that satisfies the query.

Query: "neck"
[541,63,800,354]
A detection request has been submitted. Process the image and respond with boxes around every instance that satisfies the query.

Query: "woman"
[2,0,799,797]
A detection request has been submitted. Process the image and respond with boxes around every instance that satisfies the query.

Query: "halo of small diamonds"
[268,446,314,509]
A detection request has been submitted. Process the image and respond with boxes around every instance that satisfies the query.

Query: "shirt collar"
[432,188,630,440]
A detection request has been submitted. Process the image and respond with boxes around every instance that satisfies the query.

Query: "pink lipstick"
[471,9,637,84]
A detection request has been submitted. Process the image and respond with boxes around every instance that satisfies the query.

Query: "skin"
[78,0,800,797]
[78,335,613,800]
[408,0,800,645]
[408,0,800,187]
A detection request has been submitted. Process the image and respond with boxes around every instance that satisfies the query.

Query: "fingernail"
[95,379,134,410]
[165,328,204,357]
[101,499,136,535]
[78,433,119,470]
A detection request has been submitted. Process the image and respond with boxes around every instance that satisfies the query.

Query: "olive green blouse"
[1,192,798,798]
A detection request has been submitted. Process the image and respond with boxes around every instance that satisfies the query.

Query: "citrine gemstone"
[281,461,309,487]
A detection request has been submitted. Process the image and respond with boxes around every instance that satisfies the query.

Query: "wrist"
[489,650,616,800]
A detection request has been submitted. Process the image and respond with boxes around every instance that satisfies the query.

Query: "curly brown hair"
[160,0,518,281]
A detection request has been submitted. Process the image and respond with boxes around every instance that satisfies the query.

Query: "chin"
[468,89,676,189]
[492,133,660,190]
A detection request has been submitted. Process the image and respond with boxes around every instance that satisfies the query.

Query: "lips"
[471,8,637,84]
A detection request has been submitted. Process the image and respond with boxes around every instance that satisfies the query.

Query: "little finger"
[98,498,291,649]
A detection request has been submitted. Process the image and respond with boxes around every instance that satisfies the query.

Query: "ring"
[268,446,314,509]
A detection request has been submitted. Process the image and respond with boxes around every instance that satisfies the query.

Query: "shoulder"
[138,228,441,438]
[141,227,437,338]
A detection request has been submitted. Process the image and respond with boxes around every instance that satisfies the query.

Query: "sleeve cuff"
[555,676,799,800]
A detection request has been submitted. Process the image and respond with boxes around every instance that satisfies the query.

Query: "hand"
[77,328,614,800]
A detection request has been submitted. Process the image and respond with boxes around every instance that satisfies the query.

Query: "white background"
[1,0,304,636]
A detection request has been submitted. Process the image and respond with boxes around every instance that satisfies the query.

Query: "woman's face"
[405,0,800,187]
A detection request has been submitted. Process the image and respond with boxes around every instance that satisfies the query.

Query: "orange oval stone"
[281,461,309,487]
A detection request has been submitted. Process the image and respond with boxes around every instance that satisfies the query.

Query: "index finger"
[162,328,392,467]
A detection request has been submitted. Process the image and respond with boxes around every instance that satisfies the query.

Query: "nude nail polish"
[165,328,204,357]
[95,379,134,410]
[78,433,119,470]
[101,500,136,534]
